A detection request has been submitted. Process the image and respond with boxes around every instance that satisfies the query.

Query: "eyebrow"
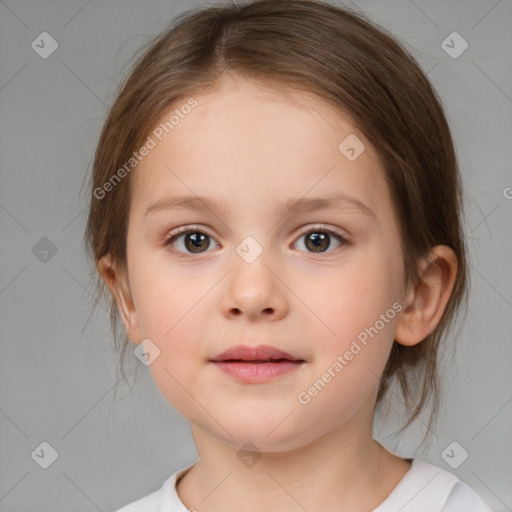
[144,192,375,219]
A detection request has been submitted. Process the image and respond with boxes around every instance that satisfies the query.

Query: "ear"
[97,254,143,345]
[394,245,458,347]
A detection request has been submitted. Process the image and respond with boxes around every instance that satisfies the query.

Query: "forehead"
[131,74,390,220]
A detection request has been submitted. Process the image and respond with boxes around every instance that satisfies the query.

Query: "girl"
[85,0,494,510]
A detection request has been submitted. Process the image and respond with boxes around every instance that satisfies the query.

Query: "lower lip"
[211,360,304,383]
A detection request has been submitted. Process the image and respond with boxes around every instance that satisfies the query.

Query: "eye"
[292,225,348,254]
[164,224,349,257]
[164,226,219,256]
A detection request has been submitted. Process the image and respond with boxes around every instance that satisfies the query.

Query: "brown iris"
[304,232,330,252]
[184,232,210,253]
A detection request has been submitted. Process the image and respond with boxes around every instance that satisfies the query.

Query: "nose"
[221,247,289,321]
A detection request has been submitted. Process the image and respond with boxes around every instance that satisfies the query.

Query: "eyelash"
[163,224,349,258]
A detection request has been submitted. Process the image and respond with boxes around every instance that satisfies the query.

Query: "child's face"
[119,74,408,451]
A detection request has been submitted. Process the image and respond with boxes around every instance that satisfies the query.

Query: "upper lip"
[210,344,304,362]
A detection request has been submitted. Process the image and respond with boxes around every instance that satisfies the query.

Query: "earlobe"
[97,254,143,345]
[394,245,458,347]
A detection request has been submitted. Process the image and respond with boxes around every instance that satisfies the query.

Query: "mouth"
[209,344,305,383]
[219,358,303,363]
[210,344,304,363]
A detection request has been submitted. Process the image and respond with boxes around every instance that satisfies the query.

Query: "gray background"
[0,0,511,510]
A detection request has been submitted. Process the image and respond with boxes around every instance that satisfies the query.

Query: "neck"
[177,417,410,512]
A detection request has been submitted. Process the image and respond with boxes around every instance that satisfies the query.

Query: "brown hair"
[83,0,470,442]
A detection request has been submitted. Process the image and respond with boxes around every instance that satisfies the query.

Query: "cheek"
[128,254,210,372]
[294,266,399,425]
[131,267,211,415]
[303,253,400,367]
[130,247,201,331]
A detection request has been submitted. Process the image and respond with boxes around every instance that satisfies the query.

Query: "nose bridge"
[222,234,287,319]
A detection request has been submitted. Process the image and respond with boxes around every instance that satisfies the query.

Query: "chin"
[206,413,314,453]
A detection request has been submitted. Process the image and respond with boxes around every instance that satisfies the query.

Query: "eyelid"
[295,223,348,241]
[166,224,215,239]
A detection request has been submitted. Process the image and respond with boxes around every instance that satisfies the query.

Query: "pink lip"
[209,344,305,384]
[211,360,304,383]
[210,344,302,363]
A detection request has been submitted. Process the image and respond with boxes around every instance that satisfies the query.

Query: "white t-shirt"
[113,458,494,511]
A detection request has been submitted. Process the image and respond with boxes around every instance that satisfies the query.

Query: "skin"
[99,73,458,512]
